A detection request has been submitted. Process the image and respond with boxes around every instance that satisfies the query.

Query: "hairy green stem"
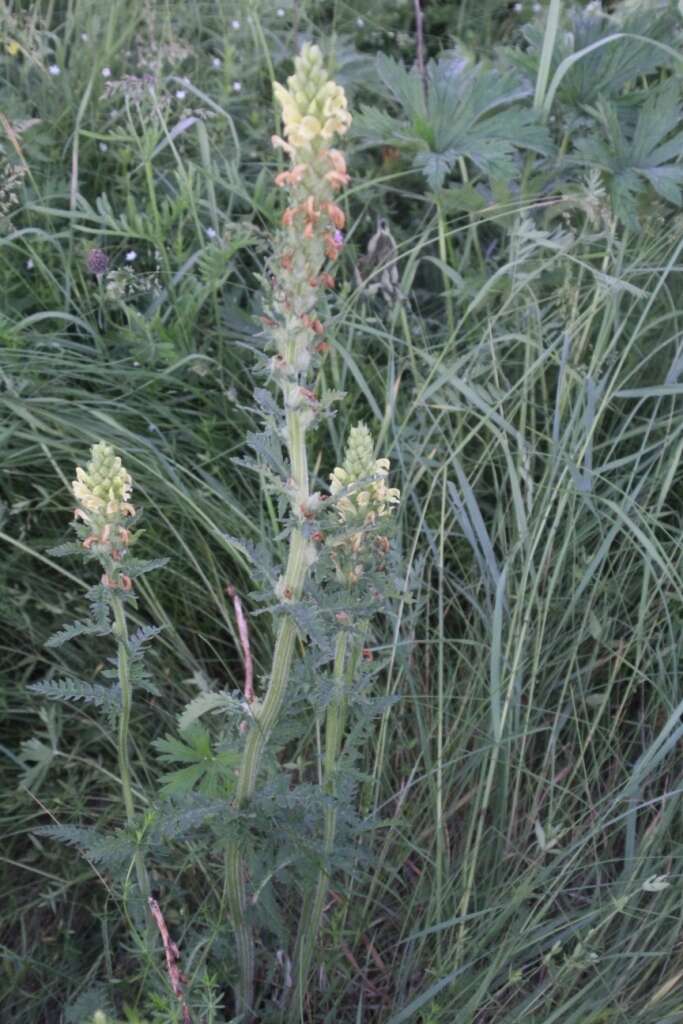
[112,594,150,914]
[289,627,366,1020]
[227,403,311,1019]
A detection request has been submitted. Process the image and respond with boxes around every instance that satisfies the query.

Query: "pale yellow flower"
[329,423,400,528]
[273,43,351,154]
[72,442,135,527]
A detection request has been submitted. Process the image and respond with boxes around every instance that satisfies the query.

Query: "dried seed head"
[86,247,109,276]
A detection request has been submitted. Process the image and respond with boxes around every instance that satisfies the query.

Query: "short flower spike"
[72,442,135,529]
[273,43,351,154]
[330,423,400,527]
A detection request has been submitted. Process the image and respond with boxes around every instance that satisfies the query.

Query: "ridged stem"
[288,626,366,1020]
[227,401,311,1019]
[112,594,150,915]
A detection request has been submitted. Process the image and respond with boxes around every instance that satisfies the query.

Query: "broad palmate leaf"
[153,725,240,797]
[507,7,676,120]
[573,80,683,228]
[353,52,552,190]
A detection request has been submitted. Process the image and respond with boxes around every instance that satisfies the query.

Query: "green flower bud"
[341,422,375,481]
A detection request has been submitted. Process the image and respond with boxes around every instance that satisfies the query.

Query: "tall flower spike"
[273,43,351,155]
[227,46,353,1018]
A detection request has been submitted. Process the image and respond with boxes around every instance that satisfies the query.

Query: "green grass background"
[2,0,683,1021]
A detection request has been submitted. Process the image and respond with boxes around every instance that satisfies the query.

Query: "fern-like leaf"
[35,824,135,868]
[123,556,169,579]
[177,691,243,733]
[45,618,110,647]
[28,677,121,710]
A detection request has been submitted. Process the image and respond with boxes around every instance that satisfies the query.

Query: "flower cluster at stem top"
[263,44,352,454]
[273,42,351,155]
[330,423,400,523]
[327,424,400,584]
[71,442,137,590]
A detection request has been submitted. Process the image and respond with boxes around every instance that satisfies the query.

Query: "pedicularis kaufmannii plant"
[225,44,400,1019]
[224,42,353,1015]
[30,443,166,932]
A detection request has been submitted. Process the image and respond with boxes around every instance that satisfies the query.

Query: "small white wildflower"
[26,258,34,270]
[48,64,61,76]
[356,17,365,27]
[232,80,242,93]
[513,2,523,11]
[99,142,108,152]
[80,32,88,42]
[133,361,140,367]
[175,89,187,99]
[206,226,217,239]
[101,67,111,78]
[642,875,671,893]
[532,2,542,10]
[231,18,240,29]
[276,7,285,15]
[212,56,221,68]
[125,250,137,262]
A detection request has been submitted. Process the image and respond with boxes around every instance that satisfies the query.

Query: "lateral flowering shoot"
[71,442,136,590]
[328,423,400,584]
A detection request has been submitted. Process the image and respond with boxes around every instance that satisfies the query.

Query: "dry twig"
[148,896,192,1024]
[414,0,427,97]
[227,583,255,703]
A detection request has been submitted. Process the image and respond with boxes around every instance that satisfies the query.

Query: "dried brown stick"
[148,897,193,1024]
[227,583,254,703]
[414,0,427,98]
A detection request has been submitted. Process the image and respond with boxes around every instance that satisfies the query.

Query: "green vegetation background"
[2,0,683,1021]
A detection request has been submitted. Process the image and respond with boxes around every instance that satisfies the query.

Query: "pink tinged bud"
[325,170,350,189]
[271,134,296,157]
